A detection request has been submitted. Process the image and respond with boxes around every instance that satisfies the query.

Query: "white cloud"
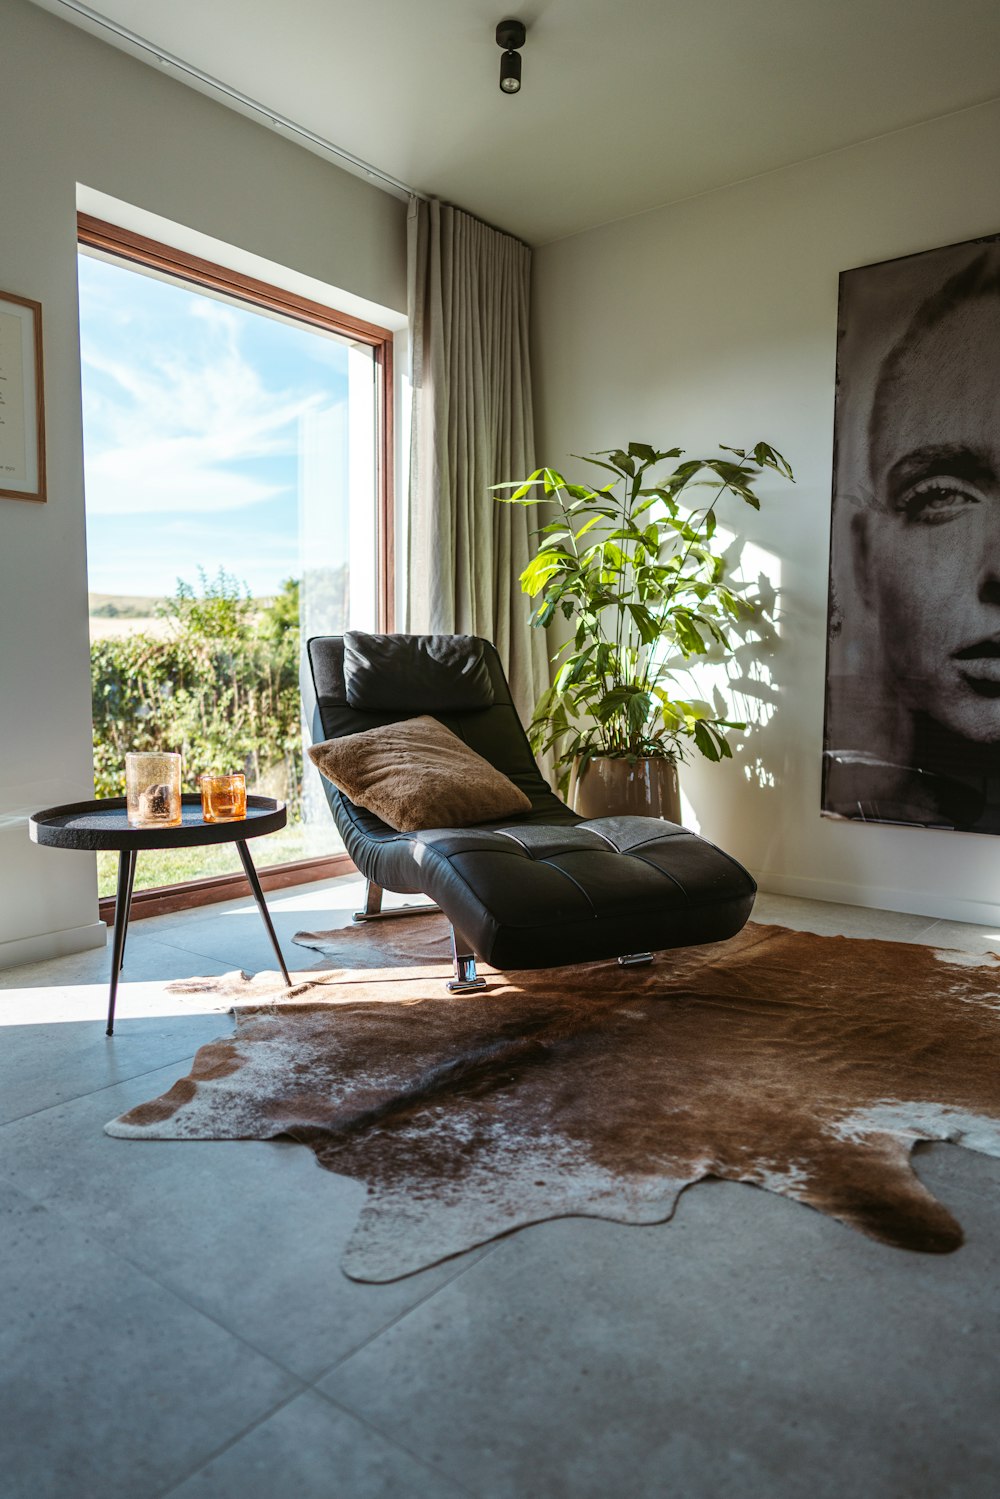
[84,445,285,516]
[79,301,332,516]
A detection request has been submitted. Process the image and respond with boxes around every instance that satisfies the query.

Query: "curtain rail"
[52,0,424,204]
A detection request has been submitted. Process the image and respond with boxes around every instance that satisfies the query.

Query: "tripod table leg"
[107,849,136,1036]
[236,841,292,986]
[118,848,137,971]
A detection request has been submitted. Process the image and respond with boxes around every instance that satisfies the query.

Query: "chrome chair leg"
[353,879,440,923]
[618,952,654,967]
[354,879,384,920]
[447,927,487,993]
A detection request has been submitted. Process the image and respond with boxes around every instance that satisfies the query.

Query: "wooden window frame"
[78,214,396,920]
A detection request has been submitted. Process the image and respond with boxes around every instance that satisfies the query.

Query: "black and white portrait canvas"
[823,231,1000,833]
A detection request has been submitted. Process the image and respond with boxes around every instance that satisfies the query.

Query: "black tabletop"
[29,794,287,852]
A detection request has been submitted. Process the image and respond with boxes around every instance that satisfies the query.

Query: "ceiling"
[34,0,1000,245]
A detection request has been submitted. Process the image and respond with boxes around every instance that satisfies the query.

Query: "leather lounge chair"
[306,632,757,992]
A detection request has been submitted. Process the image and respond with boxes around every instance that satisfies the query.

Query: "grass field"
[88,591,280,641]
[88,593,170,641]
[89,615,174,641]
[88,592,165,617]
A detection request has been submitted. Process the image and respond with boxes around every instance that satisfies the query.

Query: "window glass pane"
[78,248,380,896]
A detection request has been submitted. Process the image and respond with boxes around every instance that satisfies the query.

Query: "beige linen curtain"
[406,196,548,724]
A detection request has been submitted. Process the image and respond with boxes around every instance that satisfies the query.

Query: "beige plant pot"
[569,755,682,824]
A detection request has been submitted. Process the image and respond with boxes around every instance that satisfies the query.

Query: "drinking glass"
[125,752,183,828]
[200,773,247,823]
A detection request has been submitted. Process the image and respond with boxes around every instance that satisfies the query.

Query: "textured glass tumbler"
[125,752,182,828]
[200,773,247,823]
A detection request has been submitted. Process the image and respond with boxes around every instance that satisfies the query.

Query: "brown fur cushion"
[308,715,532,832]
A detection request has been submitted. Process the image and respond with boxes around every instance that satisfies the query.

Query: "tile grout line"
[153,1385,477,1499]
[0,1042,231,1128]
[309,1237,505,1384]
[3,1070,502,1399]
[0,875,365,985]
[120,879,365,945]
[316,1392,481,1499]
[0,929,237,992]
[1,1161,314,1388]
[150,928,342,972]
[152,1386,309,1499]
[4,1131,488,1499]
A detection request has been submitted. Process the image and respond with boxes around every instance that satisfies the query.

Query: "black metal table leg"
[107,849,136,1035]
[118,848,137,972]
[236,840,292,986]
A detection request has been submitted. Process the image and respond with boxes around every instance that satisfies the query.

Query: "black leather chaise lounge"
[307,632,757,991]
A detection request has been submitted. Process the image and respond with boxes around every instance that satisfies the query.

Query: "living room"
[2,2,999,1496]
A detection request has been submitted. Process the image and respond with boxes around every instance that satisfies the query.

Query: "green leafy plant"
[91,569,302,811]
[494,440,794,792]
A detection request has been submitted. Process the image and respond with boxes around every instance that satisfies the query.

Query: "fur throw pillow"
[308,715,532,832]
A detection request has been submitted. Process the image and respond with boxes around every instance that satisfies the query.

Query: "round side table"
[29,794,292,1034]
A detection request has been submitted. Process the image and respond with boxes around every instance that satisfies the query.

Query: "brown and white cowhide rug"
[105,917,1000,1281]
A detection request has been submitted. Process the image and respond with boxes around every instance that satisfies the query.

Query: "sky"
[78,251,354,600]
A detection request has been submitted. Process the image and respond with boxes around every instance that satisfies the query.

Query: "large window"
[77,216,393,902]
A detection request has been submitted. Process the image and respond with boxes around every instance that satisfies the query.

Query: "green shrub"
[91,570,303,814]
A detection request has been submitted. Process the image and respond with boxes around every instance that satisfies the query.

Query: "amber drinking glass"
[125,752,183,828]
[200,773,247,824]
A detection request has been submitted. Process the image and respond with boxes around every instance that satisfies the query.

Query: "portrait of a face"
[823,235,1000,833]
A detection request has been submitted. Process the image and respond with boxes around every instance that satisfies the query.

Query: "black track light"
[499,49,521,94]
[496,19,526,95]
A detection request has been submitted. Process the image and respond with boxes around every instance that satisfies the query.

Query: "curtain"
[406,196,549,725]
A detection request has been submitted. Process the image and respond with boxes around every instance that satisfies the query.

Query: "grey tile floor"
[1,878,999,1499]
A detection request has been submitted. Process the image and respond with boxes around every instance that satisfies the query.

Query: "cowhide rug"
[105,916,1000,1282]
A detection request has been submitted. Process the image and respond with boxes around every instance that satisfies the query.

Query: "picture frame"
[0,290,46,503]
[822,230,1000,834]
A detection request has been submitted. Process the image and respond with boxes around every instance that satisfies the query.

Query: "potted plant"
[494,440,794,819]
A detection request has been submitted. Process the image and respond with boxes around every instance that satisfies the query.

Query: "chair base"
[447,975,488,993]
[449,930,487,993]
[353,880,440,923]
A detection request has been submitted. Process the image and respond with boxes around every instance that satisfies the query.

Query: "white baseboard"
[0,920,107,972]
[752,870,1000,930]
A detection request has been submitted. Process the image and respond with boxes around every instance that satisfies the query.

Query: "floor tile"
[0,1183,297,1499]
[162,1389,469,1499]
[751,892,941,943]
[154,885,433,975]
[318,1148,1000,1499]
[0,946,240,1125]
[0,1064,491,1382]
[917,917,1000,957]
[145,873,363,939]
[0,930,239,1007]
[154,908,344,976]
[1,928,175,991]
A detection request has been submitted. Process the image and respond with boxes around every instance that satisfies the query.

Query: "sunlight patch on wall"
[670,532,783,738]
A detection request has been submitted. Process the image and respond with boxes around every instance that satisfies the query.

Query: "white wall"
[0,0,406,966]
[533,100,1000,925]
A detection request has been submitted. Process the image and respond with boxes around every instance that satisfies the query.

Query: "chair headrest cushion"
[343,632,495,712]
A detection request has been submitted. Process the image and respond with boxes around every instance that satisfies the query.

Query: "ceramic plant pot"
[569,755,682,824]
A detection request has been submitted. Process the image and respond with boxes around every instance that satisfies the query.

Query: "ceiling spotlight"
[496,19,526,95]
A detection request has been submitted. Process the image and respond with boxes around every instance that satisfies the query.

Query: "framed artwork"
[823,231,1000,834]
[0,290,46,503]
